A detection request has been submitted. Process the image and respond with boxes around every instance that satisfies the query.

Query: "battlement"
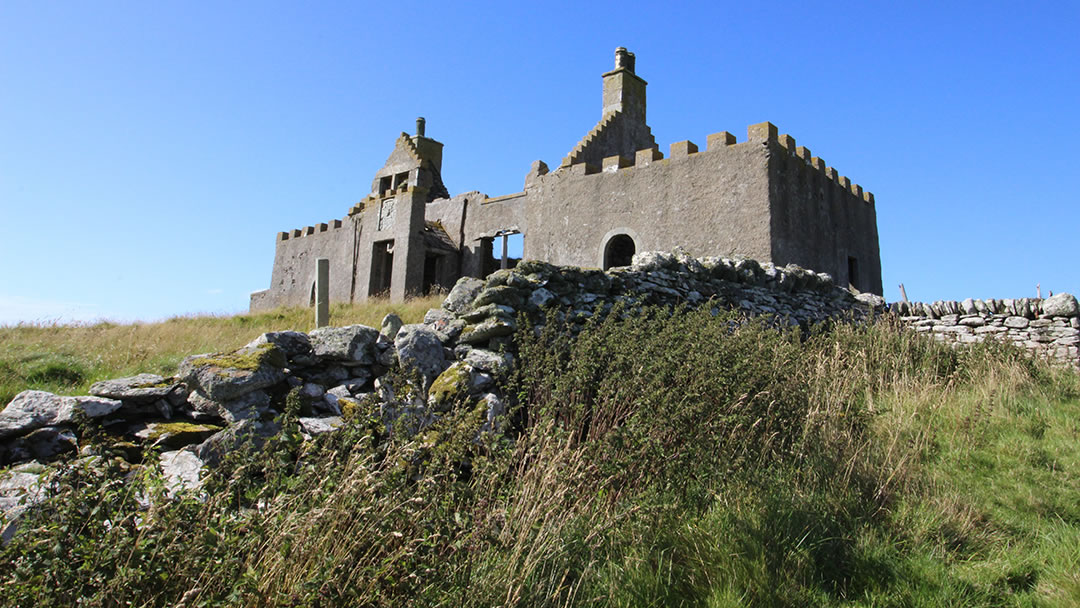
[557,120,874,205]
[278,219,345,241]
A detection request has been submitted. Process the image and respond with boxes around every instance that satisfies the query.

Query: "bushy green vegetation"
[0,297,442,405]
[1,307,1078,606]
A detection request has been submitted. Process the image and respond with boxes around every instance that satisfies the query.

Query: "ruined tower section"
[348,120,450,301]
[560,47,657,171]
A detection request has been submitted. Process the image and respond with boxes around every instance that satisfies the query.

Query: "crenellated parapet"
[277,219,346,241]
[556,120,874,206]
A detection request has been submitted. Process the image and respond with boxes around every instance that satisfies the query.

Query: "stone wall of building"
[251,219,357,310]
[890,295,1080,368]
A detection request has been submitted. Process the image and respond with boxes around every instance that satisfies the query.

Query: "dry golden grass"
[0,296,444,403]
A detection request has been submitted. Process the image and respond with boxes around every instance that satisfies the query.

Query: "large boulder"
[427,362,475,412]
[395,324,448,392]
[0,391,121,439]
[1042,293,1079,318]
[443,277,485,315]
[88,373,185,404]
[459,317,516,345]
[186,389,271,423]
[463,349,514,376]
[308,325,380,366]
[246,331,317,367]
[178,344,286,402]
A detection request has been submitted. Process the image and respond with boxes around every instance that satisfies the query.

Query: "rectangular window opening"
[481,231,523,277]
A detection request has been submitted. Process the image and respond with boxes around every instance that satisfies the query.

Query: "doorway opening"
[603,234,636,269]
[369,240,394,296]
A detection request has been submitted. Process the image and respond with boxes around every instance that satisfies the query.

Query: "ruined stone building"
[250,48,882,311]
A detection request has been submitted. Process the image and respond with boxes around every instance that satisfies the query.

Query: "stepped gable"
[560,47,656,170]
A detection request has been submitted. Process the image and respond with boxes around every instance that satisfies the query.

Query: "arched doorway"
[603,234,636,269]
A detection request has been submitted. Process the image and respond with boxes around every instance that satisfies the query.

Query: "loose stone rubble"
[1,250,1074,540]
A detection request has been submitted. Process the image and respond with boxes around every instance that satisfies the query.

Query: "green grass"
[0,297,442,405]
[1,308,1079,606]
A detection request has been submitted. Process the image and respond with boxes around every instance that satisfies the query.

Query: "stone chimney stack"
[416,116,426,137]
[602,47,647,122]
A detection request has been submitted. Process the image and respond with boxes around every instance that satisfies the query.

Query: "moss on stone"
[338,397,361,420]
[146,422,222,442]
[428,363,472,409]
[133,380,175,389]
[195,343,286,371]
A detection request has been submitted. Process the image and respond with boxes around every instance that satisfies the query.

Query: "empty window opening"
[309,282,316,308]
[603,234,636,269]
[378,176,392,196]
[369,240,394,297]
[847,256,860,291]
[481,231,522,277]
[392,171,409,190]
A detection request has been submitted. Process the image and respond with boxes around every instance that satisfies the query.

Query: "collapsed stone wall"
[7,250,1077,541]
[1,251,877,539]
[890,294,1080,369]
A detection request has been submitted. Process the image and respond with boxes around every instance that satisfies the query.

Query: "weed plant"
[1,307,1078,606]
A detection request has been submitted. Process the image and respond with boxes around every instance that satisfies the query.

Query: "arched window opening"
[603,234,636,270]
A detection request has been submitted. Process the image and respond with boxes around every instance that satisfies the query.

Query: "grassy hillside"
[1,305,1079,606]
[0,297,442,405]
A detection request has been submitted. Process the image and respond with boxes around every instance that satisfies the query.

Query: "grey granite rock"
[0,391,121,439]
[1042,293,1079,318]
[309,325,380,366]
[395,324,448,392]
[179,344,286,402]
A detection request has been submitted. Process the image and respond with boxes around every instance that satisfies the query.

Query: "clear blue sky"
[2,1,1077,324]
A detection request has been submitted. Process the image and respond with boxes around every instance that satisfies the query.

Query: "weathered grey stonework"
[251,47,882,311]
[890,295,1080,368]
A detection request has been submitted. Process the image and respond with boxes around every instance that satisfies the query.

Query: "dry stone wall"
[5,251,1077,541]
[890,294,1080,369]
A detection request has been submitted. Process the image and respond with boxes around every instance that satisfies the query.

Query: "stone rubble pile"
[890,292,1080,368]
[0,250,953,540]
